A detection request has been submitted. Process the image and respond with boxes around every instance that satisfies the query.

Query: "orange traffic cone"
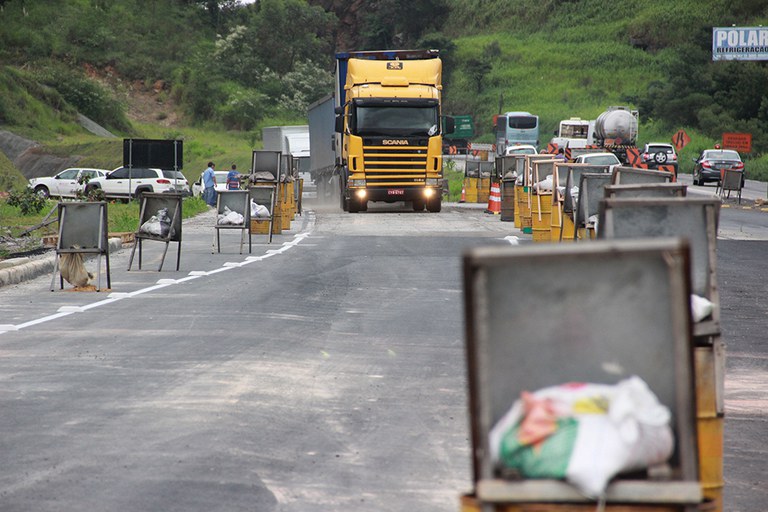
[485,181,501,214]
[460,184,466,203]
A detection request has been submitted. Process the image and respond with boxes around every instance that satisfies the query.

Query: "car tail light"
[642,153,649,160]
[733,162,744,170]
[157,179,171,184]
[702,162,712,169]
[669,154,677,161]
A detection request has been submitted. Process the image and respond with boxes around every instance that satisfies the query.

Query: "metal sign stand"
[50,202,111,291]
[127,193,183,271]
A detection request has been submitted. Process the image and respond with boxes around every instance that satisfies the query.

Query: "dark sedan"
[692,149,744,186]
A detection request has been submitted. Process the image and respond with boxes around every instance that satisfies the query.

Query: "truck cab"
[551,117,595,150]
[335,50,449,213]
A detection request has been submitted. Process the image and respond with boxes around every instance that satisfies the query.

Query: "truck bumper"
[351,187,441,203]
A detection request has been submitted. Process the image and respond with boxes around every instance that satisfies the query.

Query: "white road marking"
[0,212,316,335]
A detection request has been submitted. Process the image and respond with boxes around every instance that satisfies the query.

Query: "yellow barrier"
[695,346,723,511]
[520,186,532,234]
[478,177,491,204]
[464,177,479,203]
[550,202,563,242]
[513,185,522,227]
[460,493,699,511]
[531,192,552,243]
[561,214,575,242]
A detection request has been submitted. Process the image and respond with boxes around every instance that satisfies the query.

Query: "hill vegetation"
[1,0,768,191]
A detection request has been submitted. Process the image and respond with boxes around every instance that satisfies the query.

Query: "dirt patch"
[82,64,182,127]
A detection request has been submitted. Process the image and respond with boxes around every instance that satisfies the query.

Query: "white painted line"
[58,306,85,313]
[0,210,316,336]
[174,275,202,283]
[16,312,74,329]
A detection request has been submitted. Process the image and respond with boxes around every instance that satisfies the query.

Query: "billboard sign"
[713,27,768,61]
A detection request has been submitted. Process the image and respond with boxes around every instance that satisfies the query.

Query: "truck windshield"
[353,105,439,137]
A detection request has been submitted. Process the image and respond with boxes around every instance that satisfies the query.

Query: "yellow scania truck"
[308,49,453,213]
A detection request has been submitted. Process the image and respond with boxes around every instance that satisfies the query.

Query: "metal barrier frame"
[127,193,183,272]
[611,166,674,185]
[604,182,687,199]
[718,168,743,203]
[463,239,700,505]
[50,201,111,291]
[574,172,612,238]
[213,190,251,254]
[598,197,721,342]
[249,184,277,244]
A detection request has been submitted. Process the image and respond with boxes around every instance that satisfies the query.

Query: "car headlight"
[352,179,366,188]
[426,178,440,186]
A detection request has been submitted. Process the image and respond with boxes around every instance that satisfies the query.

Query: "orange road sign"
[626,147,642,167]
[672,130,691,150]
[722,132,752,153]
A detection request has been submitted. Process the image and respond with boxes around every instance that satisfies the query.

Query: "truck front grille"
[362,145,428,186]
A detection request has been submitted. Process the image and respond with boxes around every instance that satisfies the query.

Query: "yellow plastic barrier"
[464,177,479,203]
[531,192,552,242]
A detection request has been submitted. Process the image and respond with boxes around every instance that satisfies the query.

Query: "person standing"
[202,161,217,207]
[226,164,240,190]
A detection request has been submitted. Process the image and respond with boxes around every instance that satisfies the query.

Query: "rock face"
[0,130,79,180]
[308,0,365,51]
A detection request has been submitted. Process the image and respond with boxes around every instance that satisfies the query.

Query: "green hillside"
[1,0,768,190]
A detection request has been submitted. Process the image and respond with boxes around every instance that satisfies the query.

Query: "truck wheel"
[427,196,442,213]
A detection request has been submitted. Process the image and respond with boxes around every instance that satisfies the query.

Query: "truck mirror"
[334,114,343,133]
[553,129,558,135]
[444,116,455,135]
[334,106,344,115]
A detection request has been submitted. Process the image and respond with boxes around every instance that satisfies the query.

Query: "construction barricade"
[50,201,111,291]
[604,182,687,199]
[530,159,556,242]
[127,193,183,272]
[574,171,612,240]
[557,163,609,242]
[611,166,674,186]
[249,184,279,241]
[598,197,723,510]
[213,190,251,254]
[461,239,705,511]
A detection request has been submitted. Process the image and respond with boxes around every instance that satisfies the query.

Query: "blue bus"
[494,111,540,155]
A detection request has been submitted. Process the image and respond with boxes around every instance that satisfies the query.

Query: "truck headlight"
[352,179,366,188]
[426,178,440,186]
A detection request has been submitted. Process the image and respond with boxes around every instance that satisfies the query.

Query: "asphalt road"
[0,196,766,511]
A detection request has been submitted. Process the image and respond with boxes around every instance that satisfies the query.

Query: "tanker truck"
[550,106,638,163]
[308,49,453,213]
[593,106,638,164]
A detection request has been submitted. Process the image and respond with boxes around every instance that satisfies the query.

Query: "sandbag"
[139,207,173,238]
[217,206,244,225]
[691,294,714,322]
[250,200,270,218]
[490,376,674,498]
[60,252,94,287]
